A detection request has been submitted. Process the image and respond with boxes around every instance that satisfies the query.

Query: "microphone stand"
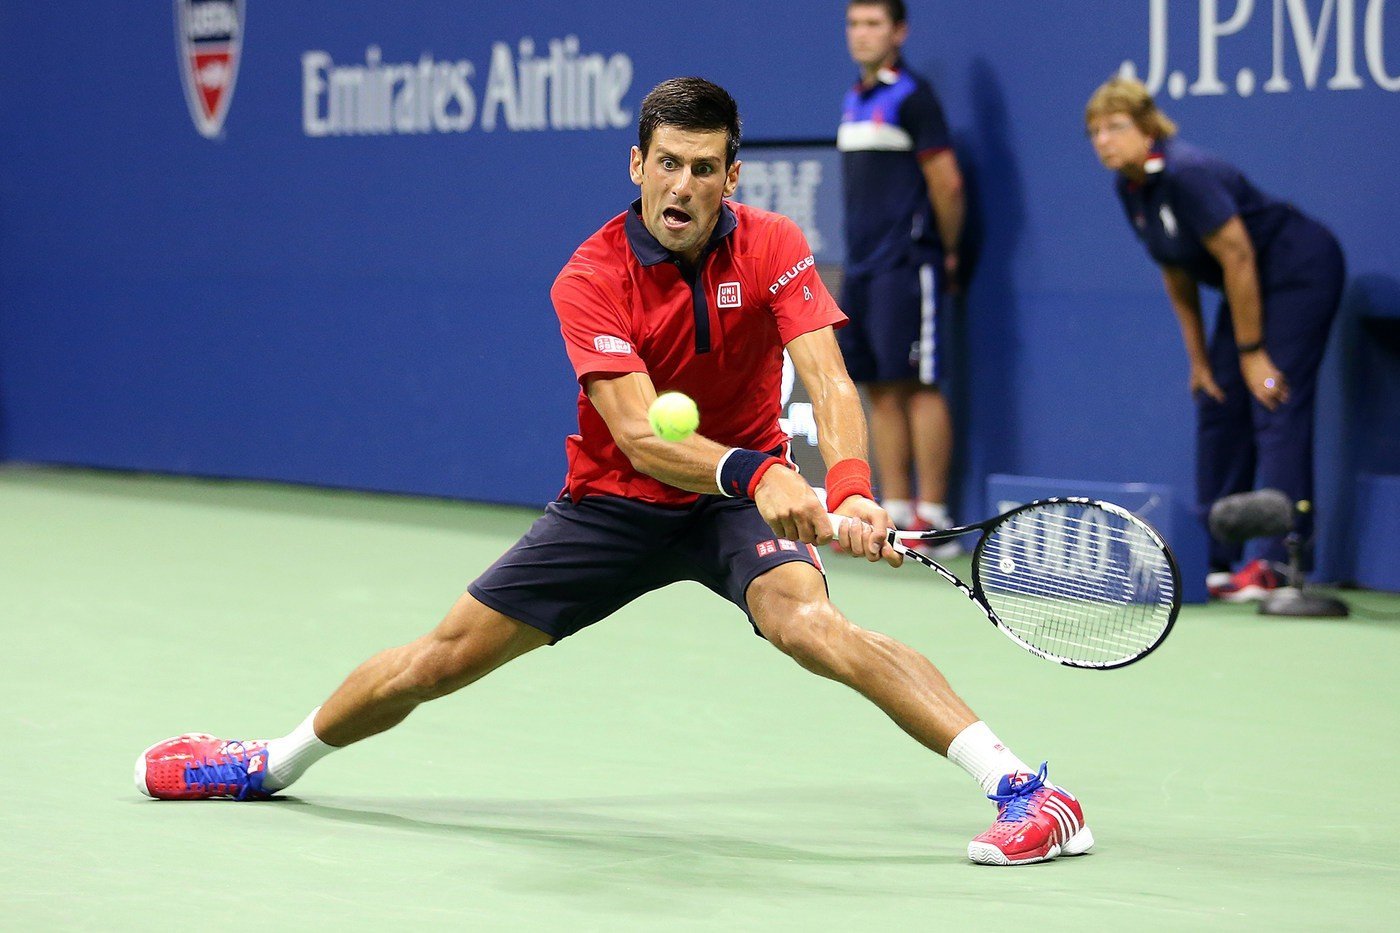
[1258,531,1349,618]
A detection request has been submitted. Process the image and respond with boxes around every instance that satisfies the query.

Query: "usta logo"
[174,0,245,139]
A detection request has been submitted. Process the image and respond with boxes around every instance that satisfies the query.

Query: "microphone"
[1208,488,1294,543]
[1207,490,1349,618]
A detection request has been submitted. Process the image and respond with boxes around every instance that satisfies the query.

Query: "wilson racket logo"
[984,504,1168,605]
[175,0,245,139]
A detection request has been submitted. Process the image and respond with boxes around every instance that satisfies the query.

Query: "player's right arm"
[585,371,727,490]
[585,372,831,545]
[551,265,748,502]
[1159,265,1225,403]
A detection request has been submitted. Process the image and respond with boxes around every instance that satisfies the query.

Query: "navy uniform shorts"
[838,257,944,384]
[467,494,826,642]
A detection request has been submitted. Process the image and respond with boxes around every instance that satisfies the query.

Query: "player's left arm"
[786,327,901,565]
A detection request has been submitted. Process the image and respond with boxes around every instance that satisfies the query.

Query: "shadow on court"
[272,792,970,870]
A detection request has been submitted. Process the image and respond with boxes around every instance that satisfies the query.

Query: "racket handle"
[826,512,914,552]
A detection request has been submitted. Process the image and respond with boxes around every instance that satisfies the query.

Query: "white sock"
[947,721,1033,795]
[263,707,335,792]
[882,498,914,527]
[917,501,951,529]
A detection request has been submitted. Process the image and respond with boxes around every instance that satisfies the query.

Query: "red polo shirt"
[551,198,846,505]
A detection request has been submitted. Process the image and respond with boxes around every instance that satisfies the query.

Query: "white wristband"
[714,448,739,498]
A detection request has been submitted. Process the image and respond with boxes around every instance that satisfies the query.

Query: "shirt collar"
[624,198,738,267]
[1124,140,1169,192]
[854,57,903,92]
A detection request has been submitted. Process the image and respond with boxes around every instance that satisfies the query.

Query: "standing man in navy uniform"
[1086,76,1345,600]
[838,0,966,550]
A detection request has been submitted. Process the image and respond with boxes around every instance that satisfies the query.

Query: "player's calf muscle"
[396,613,547,700]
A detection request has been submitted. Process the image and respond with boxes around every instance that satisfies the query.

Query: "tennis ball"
[648,392,699,442]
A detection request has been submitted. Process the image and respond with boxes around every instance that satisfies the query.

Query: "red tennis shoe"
[1210,558,1284,602]
[136,733,272,800]
[906,515,961,561]
[967,763,1094,865]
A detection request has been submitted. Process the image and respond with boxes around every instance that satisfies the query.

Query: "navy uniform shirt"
[838,60,951,276]
[1115,138,1297,290]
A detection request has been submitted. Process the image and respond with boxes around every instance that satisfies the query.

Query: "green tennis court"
[3,466,1397,930]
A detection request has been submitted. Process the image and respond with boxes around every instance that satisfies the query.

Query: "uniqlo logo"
[593,335,632,354]
[755,540,778,556]
[717,282,742,308]
[778,540,798,551]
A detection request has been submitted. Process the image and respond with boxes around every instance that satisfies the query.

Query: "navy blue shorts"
[838,259,943,384]
[467,495,826,642]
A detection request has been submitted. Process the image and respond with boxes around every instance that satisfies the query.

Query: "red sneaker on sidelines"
[968,763,1094,865]
[907,516,961,561]
[1210,558,1284,602]
[136,733,273,800]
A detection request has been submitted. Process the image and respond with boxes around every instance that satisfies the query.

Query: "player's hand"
[754,466,832,546]
[1189,364,1227,403]
[1239,349,1289,411]
[834,496,903,568]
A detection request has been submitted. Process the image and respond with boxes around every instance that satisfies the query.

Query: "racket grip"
[826,512,909,547]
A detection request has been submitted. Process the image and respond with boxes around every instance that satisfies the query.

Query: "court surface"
[3,466,1397,931]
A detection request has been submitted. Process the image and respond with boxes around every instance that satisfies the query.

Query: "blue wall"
[2,2,1396,581]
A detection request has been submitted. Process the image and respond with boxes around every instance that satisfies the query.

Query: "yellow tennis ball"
[648,392,699,442]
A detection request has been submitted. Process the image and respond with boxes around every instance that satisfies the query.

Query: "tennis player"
[135,77,1091,866]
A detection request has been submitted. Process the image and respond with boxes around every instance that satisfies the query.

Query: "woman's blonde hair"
[1085,75,1178,139]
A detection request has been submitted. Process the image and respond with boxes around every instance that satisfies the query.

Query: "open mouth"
[662,207,693,230]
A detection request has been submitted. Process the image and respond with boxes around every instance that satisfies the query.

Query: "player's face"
[630,126,740,266]
[1088,112,1153,174]
[846,4,907,71]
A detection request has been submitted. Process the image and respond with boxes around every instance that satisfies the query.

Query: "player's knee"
[763,601,851,672]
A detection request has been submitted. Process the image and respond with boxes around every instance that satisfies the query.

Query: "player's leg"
[136,496,679,800]
[135,595,548,800]
[313,594,551,748]
[745,563,1092,865]
[746,560,977,754]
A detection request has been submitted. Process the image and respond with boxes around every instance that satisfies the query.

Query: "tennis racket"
[830,497,1180,669]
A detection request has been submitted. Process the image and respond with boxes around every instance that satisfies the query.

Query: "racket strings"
[975,505,1176,666]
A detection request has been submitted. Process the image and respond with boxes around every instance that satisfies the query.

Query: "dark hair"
[637,77,742,167]
[848,0,907,25]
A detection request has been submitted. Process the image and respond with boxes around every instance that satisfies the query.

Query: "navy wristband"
[717,448,781,499]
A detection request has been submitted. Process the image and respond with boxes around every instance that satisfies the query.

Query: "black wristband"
[1236,340,1264,354]
[716,448,781,499]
